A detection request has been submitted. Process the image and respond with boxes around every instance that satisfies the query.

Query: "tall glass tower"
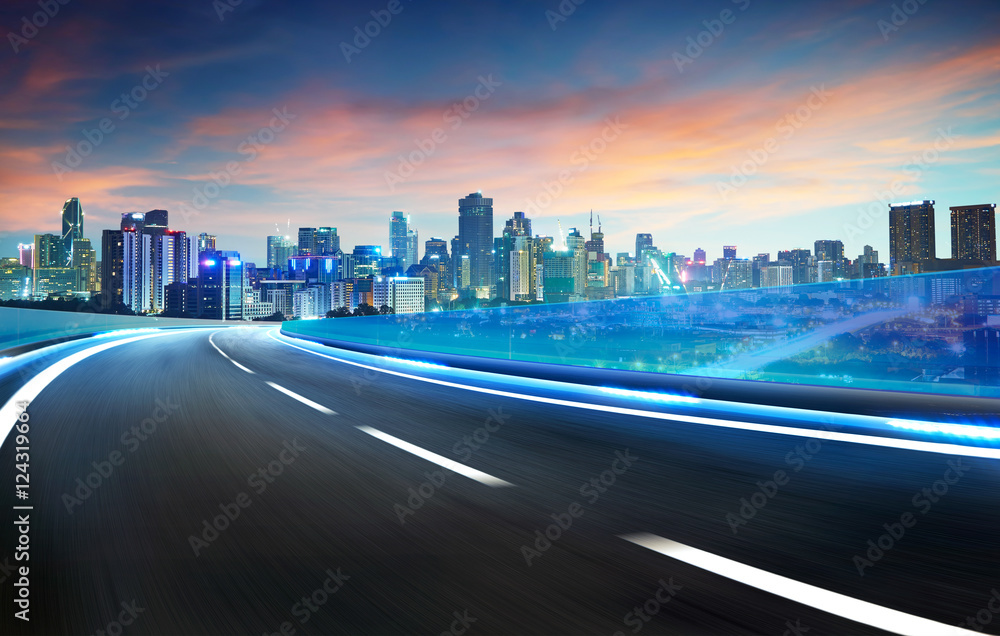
[61,197,84,266]
[457,192,494,292]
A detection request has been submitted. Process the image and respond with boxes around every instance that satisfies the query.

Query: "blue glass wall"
[282,267,1000,398]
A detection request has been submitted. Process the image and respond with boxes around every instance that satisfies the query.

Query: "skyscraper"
[198,232,217,256]
[297,228,316,256]
[950,204,997,262]
[101,229,124,308]
[457,192,494,293]
[635,234,653,260]
[889,200,936,275]
[315,227,340,256]
[406,229,419,270]
[61,197,84,267]
[267,235,297,272]
[813,240,844,262]
[497,212,533,301]
[390,211,409,266]
[723,245,737,260]
[33,234,64,268]
[198,251,244,320]
[693,248,706,264]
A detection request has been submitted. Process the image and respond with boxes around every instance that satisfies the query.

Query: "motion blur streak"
[271,331,1000,460]
[0,329,195,444]
[621,534,978,636]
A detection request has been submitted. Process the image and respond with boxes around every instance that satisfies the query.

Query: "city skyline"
[1,1,999,263]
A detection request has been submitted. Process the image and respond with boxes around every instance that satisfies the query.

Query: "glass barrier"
[282,266,1000,399]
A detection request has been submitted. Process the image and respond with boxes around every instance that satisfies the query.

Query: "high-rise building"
[351,245,382,278]
[0,257,31,300]
[721,259,752,290]
[374,276,425,314]
[147,231,190,313]
[693,248,706,264]
[73,238,97,292]
[723,245,737,260]
[198,232,217,256]
[267,235,297,272]
[635,234,654,261]
[60,197,84,267]
[543,250,576,303]
[405,229,419,269]
[18,244,33,269]
[315,227,340,256]
[496,212,534,301]
[390,211,409,266]
[297,228,316,256]
[197,251,244,320]
[457,192,494,293]
[813,240,844,262]
[33,234,64,269]
[950,204,996,262]
[889,200,936,275]
[101,230,124,308]
[566,228,587,297]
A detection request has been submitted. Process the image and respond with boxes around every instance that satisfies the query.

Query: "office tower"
[267,236,283,269]
[786,248,812,285]
[457,192,494,293]
[721,259,752,290]
[813,240,844,262]
[533,236,553,301]
[406,229,419,269]
[586,213,606,262]
[635,234,654,261]
[693,248,706,264]
[497,212,534,301]
[420,237,450,296]
[752,253,769,287]
[267,235,297,273]
[723,245,737,260]
[72,238,96,292]
[33,234,64,268]
[0,258,31,300]
[543,250,576,303]
[374,276,425,314]
[351,246,382,278]
[198,232,217,256]
[390,211,409,265]
[813,239,845,278]
[566,228,587,297]
[314,227,340,256]
[101,230,124,307]
[889,200,936,274]
[18,244,33,269]
[450,236,462,289]
[293,228,314,256]
[860,245,878,264]
[60,197,84,266]
[950,204,997,262]
[144,209,168,229]
[147,231,190,313]
[198,251,244,320]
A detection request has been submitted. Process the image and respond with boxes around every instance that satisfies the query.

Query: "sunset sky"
[1,0,998,265]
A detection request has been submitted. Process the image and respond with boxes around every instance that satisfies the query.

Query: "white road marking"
[355,425,515,487]
[0,331,196,444]
[267,330,1000,460]
[620,533,977,636]
[209,331,256,373]
[266,382,337,415]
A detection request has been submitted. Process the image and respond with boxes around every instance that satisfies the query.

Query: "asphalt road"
[0,326,997,635]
